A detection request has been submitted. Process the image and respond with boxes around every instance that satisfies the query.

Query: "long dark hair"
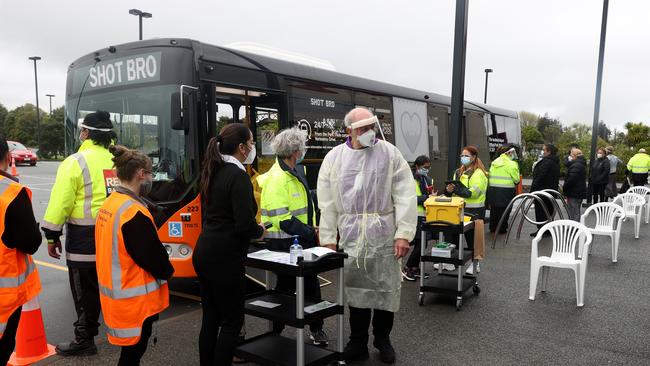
[200,123,252,203]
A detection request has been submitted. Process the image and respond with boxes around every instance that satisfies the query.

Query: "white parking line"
[19,175,56,182]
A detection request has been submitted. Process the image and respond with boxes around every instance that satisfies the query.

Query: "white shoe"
[434,263,457,271]
[465,262,481,274]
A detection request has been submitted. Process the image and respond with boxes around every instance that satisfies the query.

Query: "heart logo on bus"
[400,112,422,154]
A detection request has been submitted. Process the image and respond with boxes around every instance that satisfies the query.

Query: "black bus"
[65,38,520,277]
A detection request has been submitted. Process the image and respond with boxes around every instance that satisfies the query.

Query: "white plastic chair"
[529,220,593,307]
[626,186,650,224]
[580,203,624,262]
[613,193,645,239]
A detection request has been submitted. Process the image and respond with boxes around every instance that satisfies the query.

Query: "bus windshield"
[65,84,190,203]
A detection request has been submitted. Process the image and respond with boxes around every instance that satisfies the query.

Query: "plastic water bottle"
[289,237,303,265]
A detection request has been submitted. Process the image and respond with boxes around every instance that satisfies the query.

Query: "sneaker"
[55,339,97,356]
[465,262,480,274]
[310,329,329,347]
[401,267,416,281]
[343,342,369,362]
[415,271,430,280]
[373,337,396,364]
[433,263,456,271]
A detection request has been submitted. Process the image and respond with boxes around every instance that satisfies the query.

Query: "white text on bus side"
[89,55,158,88]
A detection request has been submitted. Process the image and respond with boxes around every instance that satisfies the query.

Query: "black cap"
[82,111,113,130]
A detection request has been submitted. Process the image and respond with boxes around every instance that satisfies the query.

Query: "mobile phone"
[264,222,273,229]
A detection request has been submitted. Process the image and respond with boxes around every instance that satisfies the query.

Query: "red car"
[8,141,37,166]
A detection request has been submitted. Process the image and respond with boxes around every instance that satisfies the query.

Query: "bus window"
[427,104,449,188]
[216,102,234,132]
[256,107,279,174]
[466,111,490,166]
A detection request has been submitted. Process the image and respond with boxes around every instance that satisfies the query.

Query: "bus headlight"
[179,245,191,257]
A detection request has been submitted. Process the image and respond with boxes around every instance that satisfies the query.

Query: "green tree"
[519,111,539,128]
[624,122,650,149]
[536,114,563,143]
[0,103,8,135]
[39,107,65,159]
[522,125,543,151]
[597,121,611,142]
[4,104,41,147]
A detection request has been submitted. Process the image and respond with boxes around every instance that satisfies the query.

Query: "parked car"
[8,141,37,166]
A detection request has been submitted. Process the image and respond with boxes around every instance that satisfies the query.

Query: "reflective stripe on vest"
[0,322,5,335]
[72,153,95,222]
[108,326,141,339]
[99,200,165,301]
[0,255,33,288]
[466,202,485,208]
[65,253,97,262]
[261,207,308,218]
[266,231,294,239]
[488,174,516,188]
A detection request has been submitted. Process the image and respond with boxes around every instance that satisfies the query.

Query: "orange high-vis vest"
[0,176,41,339]
[95,191,169,346]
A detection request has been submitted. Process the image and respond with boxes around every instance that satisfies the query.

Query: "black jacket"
[590,157,610,184]
[531,155,560,192]
[1,171,41,255]
[563,156,587,199]
[413,170,433,206]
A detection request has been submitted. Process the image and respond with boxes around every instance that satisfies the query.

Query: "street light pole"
[448,0,469,179]
[46,94,55,116]
[589,0,609,169]
[28,56,42,149]
[483,68,493,104]
[129,9,152,40]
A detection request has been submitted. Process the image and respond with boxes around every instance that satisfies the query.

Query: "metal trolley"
[418,220,480,310]
[236,250,348,366]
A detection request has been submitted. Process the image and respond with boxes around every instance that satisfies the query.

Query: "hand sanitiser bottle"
[289,237,303,265]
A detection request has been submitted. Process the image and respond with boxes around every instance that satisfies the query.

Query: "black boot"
[343,341,369,363]
[55,338,97,356]
[373,337,396,364]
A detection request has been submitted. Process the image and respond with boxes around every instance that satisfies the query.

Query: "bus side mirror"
[171,88,197,131]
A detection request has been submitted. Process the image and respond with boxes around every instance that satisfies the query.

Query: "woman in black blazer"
[193,123,266,366]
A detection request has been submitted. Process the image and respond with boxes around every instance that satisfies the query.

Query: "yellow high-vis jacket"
[43,140,114,231]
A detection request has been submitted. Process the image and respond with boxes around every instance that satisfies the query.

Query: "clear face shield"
[350,116,386,147]
[506,147,518,161]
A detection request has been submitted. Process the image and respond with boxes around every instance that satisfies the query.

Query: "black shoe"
[343,342,369,362]
[401,267,416,281]
[55,339,97,356]
[373,337,396,364]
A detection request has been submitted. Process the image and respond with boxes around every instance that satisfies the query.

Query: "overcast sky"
[1,0,648,130]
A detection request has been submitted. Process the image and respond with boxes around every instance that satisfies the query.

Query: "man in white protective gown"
[317,107,417,364]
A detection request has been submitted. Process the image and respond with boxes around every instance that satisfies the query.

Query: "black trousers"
[274,275,323,333]
[489,206,511,233]
[592,183,607,203]
[118,315,156,366]
[194,252,246,366]
[348,307,394,344]
[406,217,433,269]
[632,173,648,187]
[535,196,556,229]
[0,306,21,365]
[68,266,101,340]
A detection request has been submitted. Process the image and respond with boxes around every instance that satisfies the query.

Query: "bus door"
[208,85,286,176]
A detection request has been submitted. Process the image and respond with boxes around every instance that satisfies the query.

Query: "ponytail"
[200,123,252,204]
[200,136,224,203]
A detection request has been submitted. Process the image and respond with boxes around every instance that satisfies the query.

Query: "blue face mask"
[460,156,472,166]
[296,150,306,164]
[417,168,429,176]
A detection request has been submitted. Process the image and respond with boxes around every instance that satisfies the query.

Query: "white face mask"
[243,144,256,165]
[357,129,376,148]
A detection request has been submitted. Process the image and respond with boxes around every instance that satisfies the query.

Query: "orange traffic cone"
[8,297,56,366]
[10,158,18,177]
